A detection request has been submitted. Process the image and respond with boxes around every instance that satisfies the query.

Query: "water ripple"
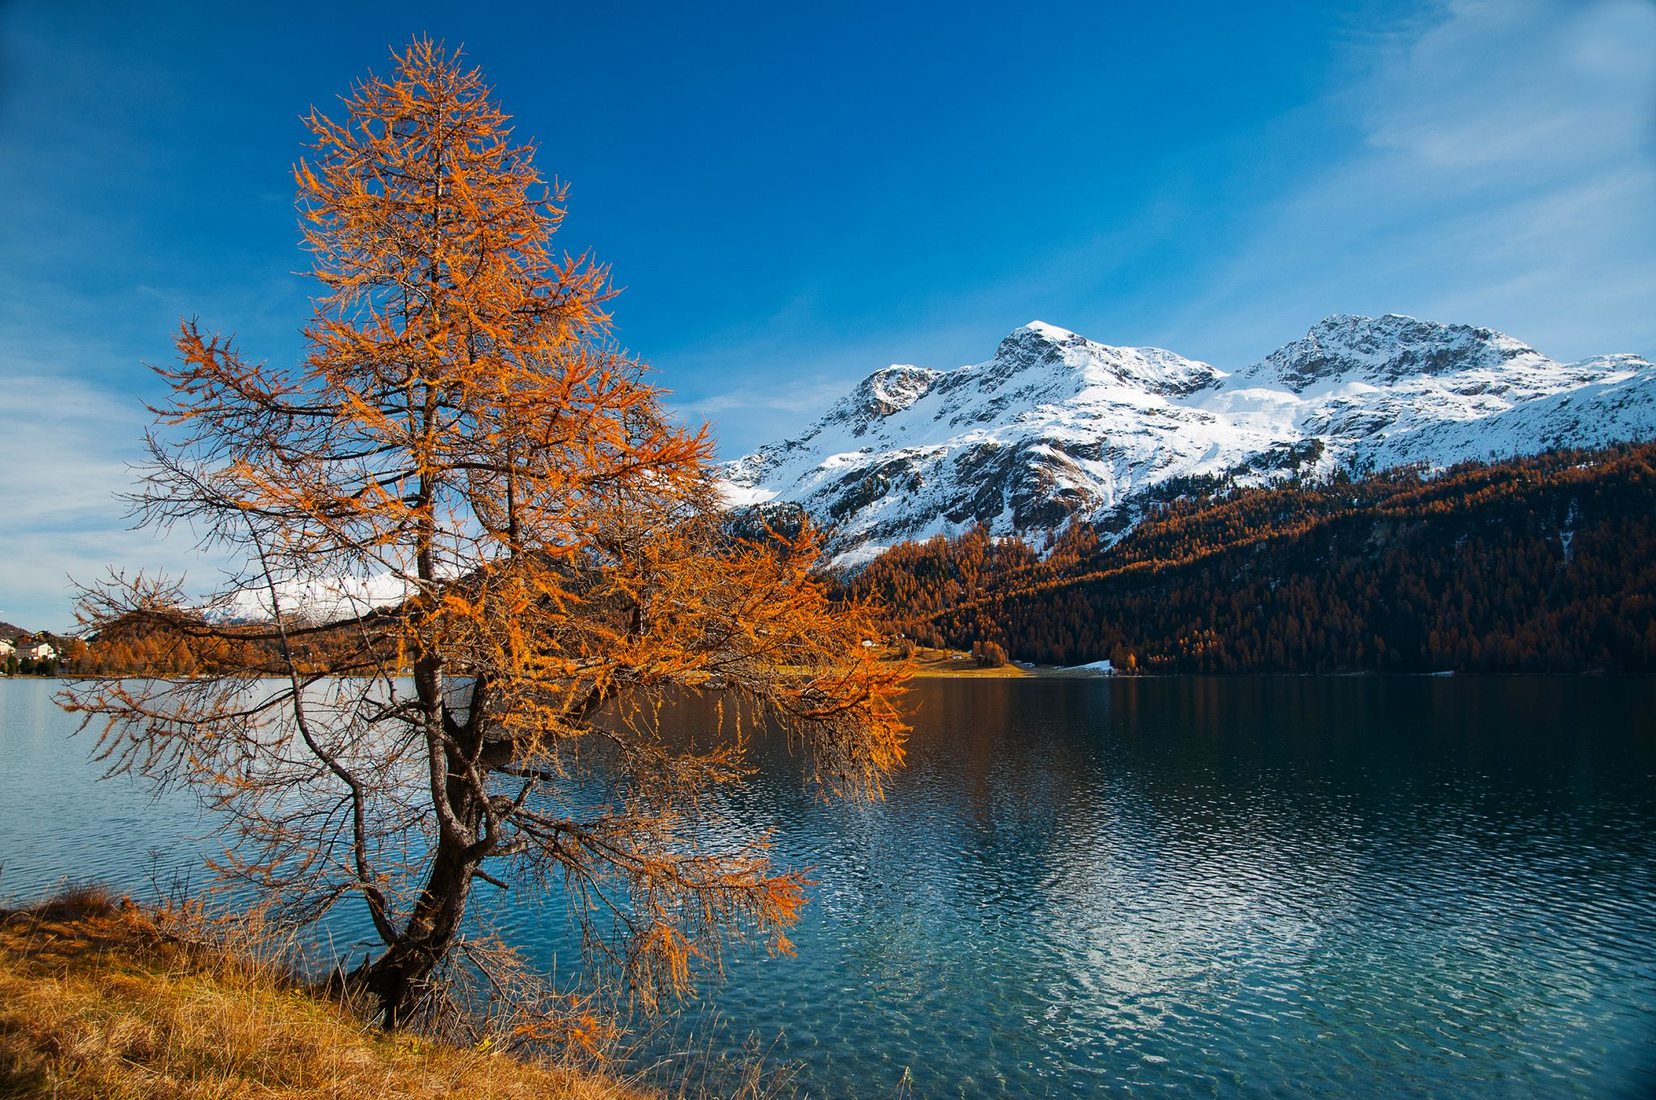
[4,676,1655,1098]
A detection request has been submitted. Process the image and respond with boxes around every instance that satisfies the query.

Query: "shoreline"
[0,887,650,1099]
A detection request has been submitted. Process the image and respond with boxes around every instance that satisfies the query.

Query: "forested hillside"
[844,444,1656,673]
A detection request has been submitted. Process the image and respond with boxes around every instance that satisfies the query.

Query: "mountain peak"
[1019,320,1079,342]
[1308,311,1410,332]
[1236,312,1539,392]
[980,322,1219,400]
[720,314,1655,566]
[991,322,1082,371]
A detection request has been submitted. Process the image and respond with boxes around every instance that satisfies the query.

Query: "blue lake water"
[3,676,1653,1097]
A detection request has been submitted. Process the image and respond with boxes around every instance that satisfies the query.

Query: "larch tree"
[62,40,907,1029]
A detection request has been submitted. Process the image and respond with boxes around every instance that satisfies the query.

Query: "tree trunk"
[353,831,477,1026]
[354,703,486,1027]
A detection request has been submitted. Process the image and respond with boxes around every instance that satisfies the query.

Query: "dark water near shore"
[3,676,1654,1097]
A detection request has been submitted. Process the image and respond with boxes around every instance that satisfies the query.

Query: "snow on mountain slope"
[720,315,1656,565]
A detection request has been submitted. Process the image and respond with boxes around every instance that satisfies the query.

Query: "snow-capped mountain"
[720,314,1656,565]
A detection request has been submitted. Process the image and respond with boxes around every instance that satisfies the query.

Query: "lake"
[3,676,1653,1097]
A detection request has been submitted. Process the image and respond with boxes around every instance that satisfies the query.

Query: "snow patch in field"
[1067,660,1115,676]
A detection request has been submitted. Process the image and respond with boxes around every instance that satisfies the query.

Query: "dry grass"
[0,886,651,1100]
[901,646,1035,678]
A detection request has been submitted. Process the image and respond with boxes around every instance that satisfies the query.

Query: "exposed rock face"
[720,315,1656,565]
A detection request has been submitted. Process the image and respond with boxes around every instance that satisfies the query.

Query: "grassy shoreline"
[901,646,1034,677]
[0,887,649,1099]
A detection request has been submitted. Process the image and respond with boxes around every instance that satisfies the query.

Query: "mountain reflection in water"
[3,676,1652,1098]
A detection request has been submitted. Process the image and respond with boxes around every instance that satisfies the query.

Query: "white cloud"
[0,364,226,631]
[1171,0,1656,364]
[1364,0,1653,173]
[675,383,849,420]
[674,0,1656,457]
[654,300,980,459]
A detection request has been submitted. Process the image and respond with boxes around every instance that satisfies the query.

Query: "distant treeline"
[76,614,377,678]
[843,444,1656,674]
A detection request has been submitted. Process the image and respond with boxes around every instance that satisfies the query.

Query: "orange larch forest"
[60,40,907,1032]
[848,444,1656,674]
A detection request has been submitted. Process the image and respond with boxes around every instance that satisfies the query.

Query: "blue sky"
[1,0,1652,630]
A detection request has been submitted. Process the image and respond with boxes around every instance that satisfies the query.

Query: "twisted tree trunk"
[355,832,478,1025]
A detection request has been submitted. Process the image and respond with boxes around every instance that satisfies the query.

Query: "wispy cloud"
[1362,0,1652,173]
[1173,0,1656,363]
[674,380,853,421]
[666,3,1655,451]
[654,293,1006,458]
[0,361,226,631]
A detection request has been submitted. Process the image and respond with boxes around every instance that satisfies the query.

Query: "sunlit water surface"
[3,676,1653,1097]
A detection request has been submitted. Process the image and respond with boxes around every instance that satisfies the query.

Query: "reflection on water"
[4,676,1654,1097]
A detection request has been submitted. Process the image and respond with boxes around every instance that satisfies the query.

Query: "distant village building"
[1,627,70,671]
[20,640,56,661]
[2,631,58,665]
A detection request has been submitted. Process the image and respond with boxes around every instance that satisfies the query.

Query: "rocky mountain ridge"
[720,314,1656,565]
